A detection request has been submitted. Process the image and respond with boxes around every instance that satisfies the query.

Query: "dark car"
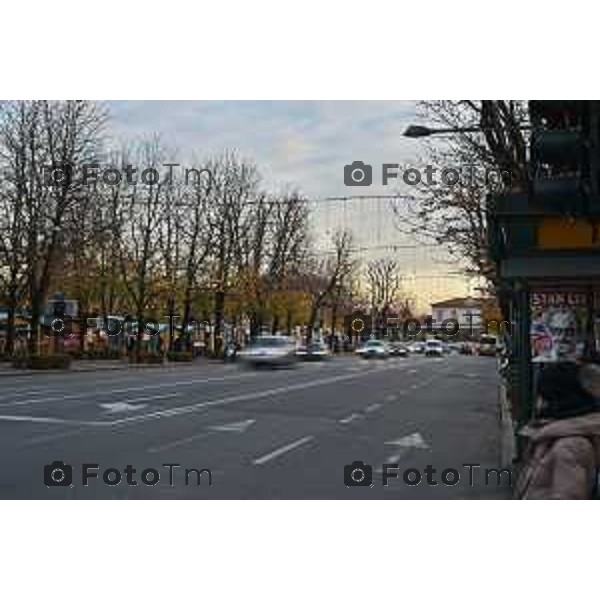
[296,342,331,361]
[389,342,409,357]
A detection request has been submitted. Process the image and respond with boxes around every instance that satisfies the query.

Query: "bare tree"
[204,152,260,355]
[304,229,355,342]
[366,258,401,312]
[114,139,168,358]
[396,101,529,284]
[0,100,106,354]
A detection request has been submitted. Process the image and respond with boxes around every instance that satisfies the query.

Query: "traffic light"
[529,100,600,214]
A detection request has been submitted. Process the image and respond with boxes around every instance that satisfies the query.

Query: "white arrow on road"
[99,401,147,414]
[147,419,256,453]
[385,432,429,449]
[207,419,255,433]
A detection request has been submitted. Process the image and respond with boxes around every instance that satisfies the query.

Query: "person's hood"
[522,412,600,443]
[580,364,600,399]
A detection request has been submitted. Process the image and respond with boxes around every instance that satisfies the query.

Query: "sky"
[108,101,472,311]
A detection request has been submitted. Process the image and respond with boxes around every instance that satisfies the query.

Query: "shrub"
[167,351,193,362]
[83,349,122,360]
[130,352,164,365]
[12,355,72,370]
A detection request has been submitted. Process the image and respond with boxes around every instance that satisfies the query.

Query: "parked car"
[238,335,297,367]
[356,339,389,359]
[478,335,498,357]
[425,339,444,357]
[410,341,425,354]
[389,342,409,357]
[296,341,331,361]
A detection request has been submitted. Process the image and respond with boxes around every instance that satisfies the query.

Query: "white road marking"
[0,388,49,397]
[22,429,84,447]
[365,403,382,413]
[3,362,402,429]
[407,369,418,375]
[147,431,213,453]
[339,413,361,424]
[385,452,406,463]
[107,364,400,427]
[207,419,255,433]
[385,432,429,449]
[252,436,314,466]
[374,449,409,474]
[0,371,258,407]
[385,393,398,402]
[0,414,99,425]
[99,401,147,414]
[148,419,255,453]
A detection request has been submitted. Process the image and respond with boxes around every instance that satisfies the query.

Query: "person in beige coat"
[515,362,600,500]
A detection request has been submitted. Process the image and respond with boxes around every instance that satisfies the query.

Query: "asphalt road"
[0,354,511,499]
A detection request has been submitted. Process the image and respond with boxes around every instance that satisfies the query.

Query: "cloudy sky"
[108,101,471,311]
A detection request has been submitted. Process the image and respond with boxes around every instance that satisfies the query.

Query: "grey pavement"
[0,354,511,499]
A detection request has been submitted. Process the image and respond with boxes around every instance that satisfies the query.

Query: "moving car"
[478,334,498,357]
[355,339,389,359]
[388,342,409,357]
[424,339,444,357]
[238,335,297,367]
[296,341,331,361]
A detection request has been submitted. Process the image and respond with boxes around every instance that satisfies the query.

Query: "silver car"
[238,336,297,367]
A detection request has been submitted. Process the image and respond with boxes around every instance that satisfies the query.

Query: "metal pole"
[516,282,532,425]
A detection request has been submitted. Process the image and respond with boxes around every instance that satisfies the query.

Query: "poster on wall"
[530,291,589,362]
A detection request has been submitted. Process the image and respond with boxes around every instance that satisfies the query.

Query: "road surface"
[0,354,510,498]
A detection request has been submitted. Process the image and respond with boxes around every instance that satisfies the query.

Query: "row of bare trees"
[0,100,407,356]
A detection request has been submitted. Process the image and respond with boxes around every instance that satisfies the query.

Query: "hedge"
[12,355,72,370]
[166,351,193,362]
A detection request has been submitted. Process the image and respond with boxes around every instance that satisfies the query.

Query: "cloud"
[106,101,469,310]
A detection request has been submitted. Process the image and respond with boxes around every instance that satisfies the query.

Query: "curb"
[498,378,516,469]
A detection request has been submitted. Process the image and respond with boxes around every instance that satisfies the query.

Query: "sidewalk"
[0,358,209,377]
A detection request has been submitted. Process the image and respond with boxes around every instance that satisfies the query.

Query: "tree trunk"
[213,290,225,357]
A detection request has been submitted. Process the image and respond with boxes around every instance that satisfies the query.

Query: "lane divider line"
[252,436,314,466]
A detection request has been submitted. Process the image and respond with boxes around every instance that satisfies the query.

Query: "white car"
[424,339,444,357]
[355,339,389,359]
[238,336,297,367]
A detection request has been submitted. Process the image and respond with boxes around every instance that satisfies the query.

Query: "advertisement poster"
[530,291,589,362]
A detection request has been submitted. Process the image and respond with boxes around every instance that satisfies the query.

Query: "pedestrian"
[515,362,600,499]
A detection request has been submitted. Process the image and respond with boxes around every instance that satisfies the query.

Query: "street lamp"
[403,124,485,138]
[403,123,531,138]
